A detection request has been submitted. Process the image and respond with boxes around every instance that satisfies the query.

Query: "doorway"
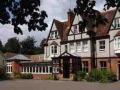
[63,57,70,78]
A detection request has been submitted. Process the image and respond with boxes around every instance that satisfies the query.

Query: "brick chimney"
[67,9,74,26]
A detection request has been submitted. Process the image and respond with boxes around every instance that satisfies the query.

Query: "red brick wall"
[12,61,21,73]
[32,74,52,79]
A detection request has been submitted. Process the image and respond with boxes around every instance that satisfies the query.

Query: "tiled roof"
[51,9,117,42]
[4,52,44,62]
[95,9,116,36]
[5,54,31,61]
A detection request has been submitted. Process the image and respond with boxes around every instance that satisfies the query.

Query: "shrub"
[86,69,102,82]
[13,72,22,79]
[0,67,10,80]
[73,71,87,81]
[21,73,33,79]
[53,74,59,80]
[86,69,117,83]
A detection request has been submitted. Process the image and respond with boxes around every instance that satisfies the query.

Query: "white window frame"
[6,62,12,73]
[51,45,58,55]
[83,41,88,52]
[100,61,107,70]
[99,40,105,51]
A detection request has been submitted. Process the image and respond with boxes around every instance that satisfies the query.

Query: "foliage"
[75,0,119,34]
[0,40,6,53]
[73,71,87,81]
[86,69,117,83]
[53,74,59,80]
[13,72,33,79]
[0,0,48,34]
[5,37,20,53]
[20,73,33,79]
[0,66,10,80]
[20,36,36,54]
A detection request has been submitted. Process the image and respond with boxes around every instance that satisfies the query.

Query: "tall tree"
[5,37,20,53]
[0,0,48,34]
[74,0,119,69]
[0,40,6,53]
[20,36,36,54]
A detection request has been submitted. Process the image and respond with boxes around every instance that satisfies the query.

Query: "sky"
[0,0,105,46]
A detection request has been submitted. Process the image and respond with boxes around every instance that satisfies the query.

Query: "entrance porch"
[52,52,81,80]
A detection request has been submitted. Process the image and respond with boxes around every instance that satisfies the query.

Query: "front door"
[63,57,70,78]
[118,64,120,80]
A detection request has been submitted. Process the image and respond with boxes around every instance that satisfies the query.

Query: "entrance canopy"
[52,52,81,59]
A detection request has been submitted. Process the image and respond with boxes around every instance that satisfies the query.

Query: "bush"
[86,69,102,82]
[73,71,87,81]
[13,72,22,79]
[53,74,59,80]
[21,73,33,79]
[0,67,10,80]
[86,69,117,83]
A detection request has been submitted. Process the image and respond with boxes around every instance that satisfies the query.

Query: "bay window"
[51,45,58,55]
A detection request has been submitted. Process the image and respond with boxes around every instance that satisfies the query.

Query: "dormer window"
[50,31,59,39]
[74,25,78,34]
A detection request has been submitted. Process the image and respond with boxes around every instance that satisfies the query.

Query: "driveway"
[0,80,120,90]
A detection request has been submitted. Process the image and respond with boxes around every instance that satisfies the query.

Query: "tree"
[39,38,46,53]
[0,0,48,34]
[0,40,5,52]
[74,0,119,69]
[20,36,36,54]
[5,37,20,53]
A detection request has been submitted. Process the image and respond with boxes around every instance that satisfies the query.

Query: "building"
[44,8,120,80]
[5,53,52,79]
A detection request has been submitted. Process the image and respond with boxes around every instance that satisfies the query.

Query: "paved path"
[0,80,120,90]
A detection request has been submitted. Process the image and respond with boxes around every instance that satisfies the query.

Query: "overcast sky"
[0,0,105,46]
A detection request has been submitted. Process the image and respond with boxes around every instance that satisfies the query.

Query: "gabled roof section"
[95,9,117,36]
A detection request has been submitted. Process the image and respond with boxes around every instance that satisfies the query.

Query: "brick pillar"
[12,60,21,74]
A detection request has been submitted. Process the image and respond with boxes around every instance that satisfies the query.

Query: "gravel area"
[0,80,120,90]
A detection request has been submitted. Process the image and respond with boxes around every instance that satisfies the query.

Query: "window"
[50,31,59,39]
[74,25,78,34]
[99,40,105,51]
[6,62,12,73]
[50,32,54,39]
[83,41,88,52]
[65,45,68,52]
[55,31,59,38]
[118,38,120,48]
[82,61,88,72]
[100,61,107,70]
[50,67,52,73]
[76,41,82,52]
[70,42,75,53]
[51,45,57,54]
[116,18,120,28]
